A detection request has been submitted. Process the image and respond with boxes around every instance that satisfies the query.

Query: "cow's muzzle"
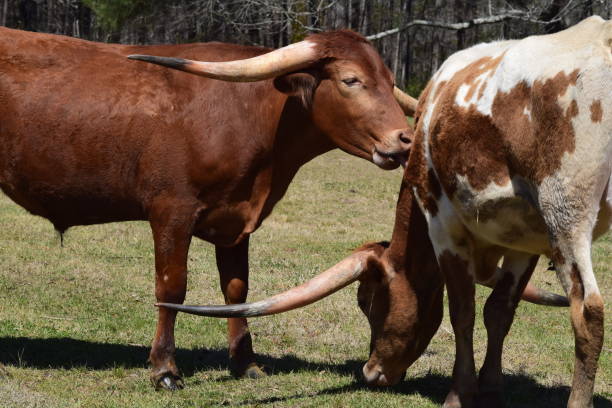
[372,148,408,170]
[373,128,411,169]
[362,363,404,387]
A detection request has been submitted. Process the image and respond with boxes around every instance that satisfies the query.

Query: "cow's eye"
[342,77,361,87]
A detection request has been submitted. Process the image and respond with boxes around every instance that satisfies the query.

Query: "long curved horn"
[157,250,373,317]
[128,41,319,82]
[393,86,418,117]
[480,279,568,307]
[520,281,569,306]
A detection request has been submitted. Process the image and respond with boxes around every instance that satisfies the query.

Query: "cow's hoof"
[153,373,184,391]
[242,363,267,379]
[443,391,461,408]
[230,360,267,379]
[443,390,474,408]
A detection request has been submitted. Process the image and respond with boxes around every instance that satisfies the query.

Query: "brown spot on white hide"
[590,100,603,123]
[494,69,580,184]
[551,246,566,266]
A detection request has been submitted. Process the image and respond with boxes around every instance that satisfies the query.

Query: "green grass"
[0,150,610,407]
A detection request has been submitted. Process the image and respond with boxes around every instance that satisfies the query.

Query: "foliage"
[81,0,147,30]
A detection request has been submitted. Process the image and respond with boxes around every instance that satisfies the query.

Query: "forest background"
[1,0,610,96]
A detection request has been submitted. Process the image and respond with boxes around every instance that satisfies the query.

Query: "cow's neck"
[385,174,442,293]
[198,96,333,246]
[260,97,335,218]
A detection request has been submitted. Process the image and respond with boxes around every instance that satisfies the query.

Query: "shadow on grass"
[238,374,612,408]
[1,337,610,408]
[0,336,362,377]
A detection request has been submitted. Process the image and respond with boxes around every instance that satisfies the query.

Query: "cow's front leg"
[216,236,266,378]
[477,252,539,408]
[438,249,477,408]
[148,201,197,390]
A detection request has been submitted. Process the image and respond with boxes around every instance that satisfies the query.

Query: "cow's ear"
[363,255,385,283]
[356,241,389,283]
[274,71,319,109]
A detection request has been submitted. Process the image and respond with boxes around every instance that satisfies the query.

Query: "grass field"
[0,150,610,407]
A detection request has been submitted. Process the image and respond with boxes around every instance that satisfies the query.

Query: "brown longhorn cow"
[0,27,414,389]
[160,17,611,408]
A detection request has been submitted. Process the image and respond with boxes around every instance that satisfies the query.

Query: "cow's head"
[128,31,414,170]
[355,191,444,386]
[153,182,445,386]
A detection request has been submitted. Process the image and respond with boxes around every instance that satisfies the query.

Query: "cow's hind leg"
[148,199,198,390]
[477,251,539,408]
[216,236,265,378]
[540,176,606,407]
[551,236,604,408]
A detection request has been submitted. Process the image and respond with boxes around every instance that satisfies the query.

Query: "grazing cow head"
[129,30,412,169]
[355,185,444,386]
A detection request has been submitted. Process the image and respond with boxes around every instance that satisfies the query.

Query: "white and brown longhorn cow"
[155,16,611,407]
[402,16,611,407]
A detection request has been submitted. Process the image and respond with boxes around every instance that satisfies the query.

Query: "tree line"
[1,0,609,93]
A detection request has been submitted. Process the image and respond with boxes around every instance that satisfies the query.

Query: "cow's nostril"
[398,131,411,145]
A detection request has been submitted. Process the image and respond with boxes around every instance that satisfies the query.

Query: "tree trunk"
[359,0,367,34]
[402,0,413,87]
[391,0,400,76]
[430,28,440,77]
[455,0,465,49]
[1,0,7,27]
